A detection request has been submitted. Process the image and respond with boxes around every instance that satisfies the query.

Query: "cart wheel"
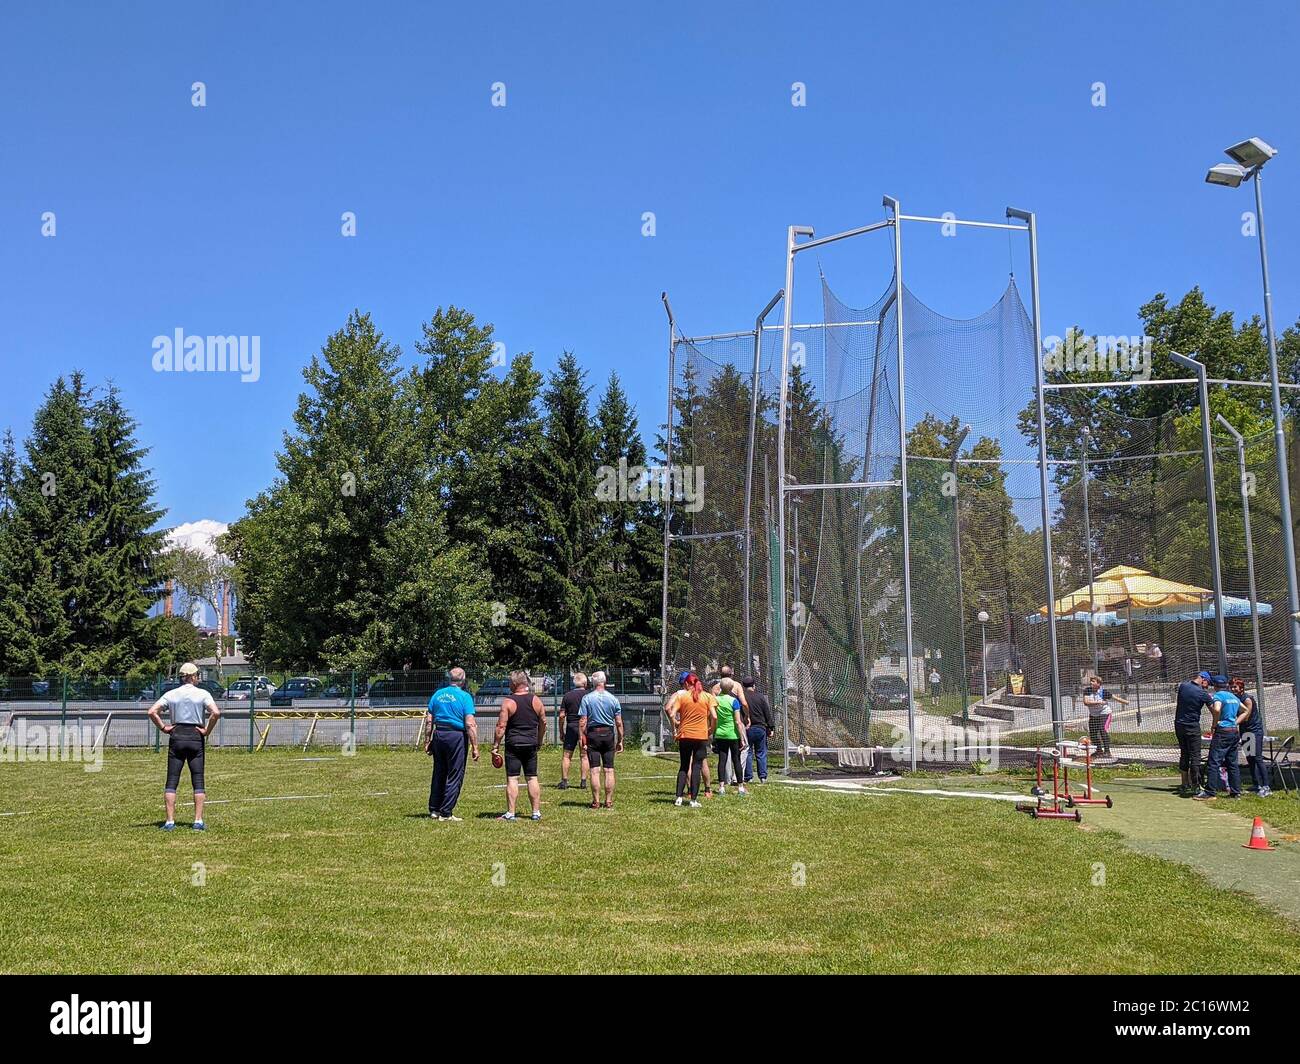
[1074,810,1083,823]
[1031,809,1042,819]
[1105,796,1113,808]
[1065,796,1075,808]
[1030,786,1044,797]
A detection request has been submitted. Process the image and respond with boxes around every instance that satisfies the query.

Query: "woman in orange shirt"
[669,672,716,807]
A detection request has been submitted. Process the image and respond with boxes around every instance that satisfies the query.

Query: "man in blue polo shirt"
[425,667,479,821]
[579,671,624,809]
[1195,674,1251,801]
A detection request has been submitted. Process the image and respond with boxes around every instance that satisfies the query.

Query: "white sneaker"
[674,797,684,807]
[738,785,748,795]
[1260,787,1272,798]
[718,784,727,795]
[442,814,462,822]
[689,800,702,808]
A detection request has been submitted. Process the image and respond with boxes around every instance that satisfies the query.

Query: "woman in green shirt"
[715,678,749,795]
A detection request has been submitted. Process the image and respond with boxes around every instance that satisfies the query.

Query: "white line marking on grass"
[0,810,34,817]
[180,793,332,806]
[484,774,677,789]
[291,757,336,761]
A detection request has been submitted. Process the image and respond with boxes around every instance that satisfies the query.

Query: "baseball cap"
[1210,673,1229,686]
[179,662,199,677]
[678,670,692,687]
[1197,670,1212,682]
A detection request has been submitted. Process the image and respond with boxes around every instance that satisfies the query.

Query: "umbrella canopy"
[1038,564,1220,618]
[1032,564,1271,624]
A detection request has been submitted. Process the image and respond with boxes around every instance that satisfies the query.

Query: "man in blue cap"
[1195,674,1251,800]
[1174,670,1215,796]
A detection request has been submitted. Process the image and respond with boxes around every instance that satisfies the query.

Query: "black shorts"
[504,743,539,777]
[587,724,616,768]
[166,725,205,793]
[563,723,581,753]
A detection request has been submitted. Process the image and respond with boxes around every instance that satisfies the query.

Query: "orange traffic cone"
[1243,817,1277,851]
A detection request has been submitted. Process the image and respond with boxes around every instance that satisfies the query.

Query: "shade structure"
[1031,564,1270,625]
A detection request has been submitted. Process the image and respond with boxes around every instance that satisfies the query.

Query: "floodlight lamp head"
[977,610,990,623]
[792,226,814,238]
[1206,163,1248,187]
[1225,137,1276,169]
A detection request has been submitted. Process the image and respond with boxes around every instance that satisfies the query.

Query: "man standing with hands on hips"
[147,661,221,831]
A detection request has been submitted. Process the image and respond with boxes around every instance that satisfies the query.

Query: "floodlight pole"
[1217,414,1266,721]
[1252,169,1300,719]
[1008,207,1063,742]
[884,196,918,771]
[743,289,784,677]
[1170,350,1229,676]
[950,424,971,724]
[1081,427,1099,674]
[659,293,677,712]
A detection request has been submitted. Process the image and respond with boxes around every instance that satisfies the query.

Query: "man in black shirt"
[741,677,775,784]
[1174,670,1214,796]
[558,671,589,790]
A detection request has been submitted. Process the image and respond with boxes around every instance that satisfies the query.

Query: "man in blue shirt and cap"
[1174,670,1215,796]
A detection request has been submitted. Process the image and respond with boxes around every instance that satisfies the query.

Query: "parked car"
[867,675,910,710]
[0,677,51,700]
[138,678,227,701]
[270,676,325,706]
[366,677,436,707]
[225,676,276,701]
[474,676,512,702]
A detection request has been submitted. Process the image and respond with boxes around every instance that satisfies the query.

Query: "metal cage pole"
[1008,206,1063,741]
[777,227,809,774]
[884,195,918,771]
[1217,415,1266,720]
[743,290,784,678]
[950,424,971,723]
[1081,428,1099,674]
[659,294,677,710]
[1171,351,1229,676]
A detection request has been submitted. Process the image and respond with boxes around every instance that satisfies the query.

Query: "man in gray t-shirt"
[147,663,221,830]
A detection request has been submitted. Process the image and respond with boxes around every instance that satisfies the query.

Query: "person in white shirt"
[147,662,220,831]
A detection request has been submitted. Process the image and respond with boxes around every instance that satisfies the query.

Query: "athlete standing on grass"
[147,662,220,831]
[492,671,546,821]
[714,678,748,795]
[557,671,589,791]
[709,665,747,786]
[425,667,479,821]
[579,670,623,809]
[670,672,715,807]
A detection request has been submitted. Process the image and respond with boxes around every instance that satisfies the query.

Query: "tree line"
[0,307,664,678]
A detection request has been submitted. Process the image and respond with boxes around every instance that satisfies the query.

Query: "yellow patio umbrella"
[1038,564,1214,618]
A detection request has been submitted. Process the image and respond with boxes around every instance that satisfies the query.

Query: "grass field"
[3,746,1299,974]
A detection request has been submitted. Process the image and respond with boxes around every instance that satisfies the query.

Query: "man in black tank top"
[491,670,547,821]
[558,671,589,790]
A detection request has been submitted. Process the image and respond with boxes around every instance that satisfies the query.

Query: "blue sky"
[1,0,1297,527]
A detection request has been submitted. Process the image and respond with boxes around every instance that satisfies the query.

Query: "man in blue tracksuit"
[1195,674,1251,800]
[426,667,479,821]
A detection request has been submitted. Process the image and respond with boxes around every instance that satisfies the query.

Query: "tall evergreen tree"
[537,353,596,666]
[227,311,493,670]
[590,373,660,668]
[412,307,554,667]
[80,384,167,672]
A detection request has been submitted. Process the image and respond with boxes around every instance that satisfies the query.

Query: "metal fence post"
[349,670,356,740]
[249,679,256,752]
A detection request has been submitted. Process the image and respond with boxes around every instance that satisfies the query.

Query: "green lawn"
[3,746,1299,973]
